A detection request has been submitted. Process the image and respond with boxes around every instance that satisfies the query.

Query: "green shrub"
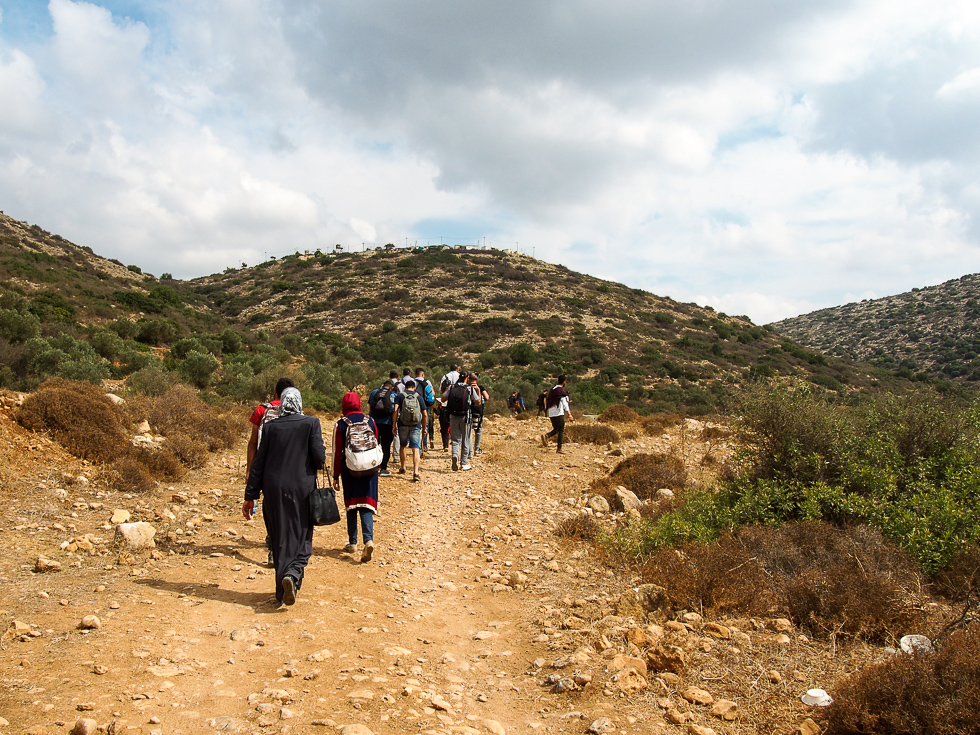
[177,350,219,389]
[508,342,535,366]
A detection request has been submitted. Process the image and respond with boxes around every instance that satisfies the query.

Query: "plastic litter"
[801,688,833,707]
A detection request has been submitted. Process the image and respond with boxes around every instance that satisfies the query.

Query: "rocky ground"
[0,404,880,735]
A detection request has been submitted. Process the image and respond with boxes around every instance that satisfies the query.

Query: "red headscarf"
[341,391,362,416]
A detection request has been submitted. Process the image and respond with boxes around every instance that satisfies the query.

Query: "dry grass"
[590,452,688,501]
[598,404,640,423]
[641,413,683,436]
[138,385,242,450]
[564,423,620,445]
[514,411,536,422]
[826,623,980,735]
[166,432,210,469]
[932,545,980,600]
[17,378,129,463]
[111,456,157,493]
[554,514,602,542]
[127,445,186,481]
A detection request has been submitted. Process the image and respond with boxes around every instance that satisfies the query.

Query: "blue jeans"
[347,508,374,545]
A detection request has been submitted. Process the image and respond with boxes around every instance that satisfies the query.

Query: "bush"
[165,432,209,469]
[142,385,241,451]
[826,623,980,734]
[642,413,684,435]
[598,404,640,423]
[111,456,156,493]
[17,378,128,462]
[564,423,620,445]
[128,366,178,396]
[177,350,219,389]
[509,342,535,366]
[554,514,602,542]
[590,453,687,501]
[127,445,186,481]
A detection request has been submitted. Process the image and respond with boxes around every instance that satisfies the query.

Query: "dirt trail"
[0,414,642,734]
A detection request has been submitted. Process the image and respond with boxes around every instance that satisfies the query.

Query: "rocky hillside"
[770,273,980,382]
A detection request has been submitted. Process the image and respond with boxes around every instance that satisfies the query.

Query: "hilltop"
[770,273,980,383]
[0,209,911,412]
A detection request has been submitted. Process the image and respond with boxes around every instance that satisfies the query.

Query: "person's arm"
[332,422,343,483]
[309,417,326,470]
[246,423,259,478]
[243,430,269,518]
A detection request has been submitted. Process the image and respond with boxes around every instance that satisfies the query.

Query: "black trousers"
[546,415,565,450]
[377,423,394,470]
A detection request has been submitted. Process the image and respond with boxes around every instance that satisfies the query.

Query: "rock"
[430,695,452,711]
[573,673,592,686]
[686,726,717,735]
[92,664,108,675]
[614,668,649,693]
[551,677,576,693]
[793,718,820,735]
[279,708,295,719]
[79,615,101,630]
[609,654,647,677]
[647,644,686,674]
[767,670,782,683]
[710,700,737,720]
[681,612,702,624]
[71,719,98,735]
[704,623,730,639]
[775,634,792,645]
[616,583,670,618]
[656,488,675,501]
[347,689,374,700]
[110,509,131,524]
[683,686,714,706]
[665,709,688,725]
[483,720,505,735]
[106,393,125,405]
[115,522,156,550]
[773,618,793,632]
[586,718,614,734]
[137,420,151,434]
[588,496,610,514]
[35,556,62,573]
[612,486,642,512]
[341,726,375,735]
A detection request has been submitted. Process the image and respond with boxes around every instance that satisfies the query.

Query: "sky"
[1,1,980,323]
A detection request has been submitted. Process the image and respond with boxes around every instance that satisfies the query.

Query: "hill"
[770,273,980,382]
[0,210,909,412]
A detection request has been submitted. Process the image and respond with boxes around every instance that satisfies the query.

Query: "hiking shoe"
[361,541,374,563]
[540,434,549,448]
[398,467,406,474]
[413,473,420,482]
[379,470,391,477]
[556,449,566,455]
[475,449,483,456]
[460,464,472,471]
[342,543,357,554]
[452,456,459,471]
[267,551,274,567]
[282,576,297,606]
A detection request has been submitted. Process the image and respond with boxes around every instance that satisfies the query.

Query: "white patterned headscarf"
[278,387,303,416]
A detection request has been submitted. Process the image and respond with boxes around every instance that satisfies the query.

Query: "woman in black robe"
[243,387,325,605]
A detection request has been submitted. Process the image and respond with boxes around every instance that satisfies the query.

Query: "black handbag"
[309,472,341,526]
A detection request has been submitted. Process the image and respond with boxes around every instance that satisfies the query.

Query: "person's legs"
[553,416,566,451]
[460,416,473,467]
[377,423,393,473]
[346,509,358,547]
[440,413,450,450]
[472,412,484,454]
[360,509,375,563]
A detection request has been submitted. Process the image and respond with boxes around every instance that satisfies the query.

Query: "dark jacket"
[245,414,326,501]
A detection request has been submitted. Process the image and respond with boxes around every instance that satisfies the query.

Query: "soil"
[0,406,889,735]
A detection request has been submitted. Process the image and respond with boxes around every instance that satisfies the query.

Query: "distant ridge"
[770,273,980,381]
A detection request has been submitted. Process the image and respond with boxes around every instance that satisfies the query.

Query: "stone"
[775,634,792,645]
[665,709,688,725]
[710,700,737,720]
[614,668,649,693]
[767,670,782,683]
[704,623,730,639]
[115,522,156,550]
[137,420,151,434]
[573,674,592,686]
[626,626,657,649]
[279,708,295,719]
[588,496,610,514]
[612,486,642,512]
[35,556,62,573]
[793,718,820,735]
[683,687,714,706]
[616,583,669,619]
[79,615,101,630]
[773,618,793,632]
[681,612,702,624]
[655,488,675,501]
[71,719,98,735]
[341,726,375,735]
[586,718,614,734]
[647,644,686,674]
[483,720,505,735]
[106,393,125,405]
[609,654,647,677]
[551,677,576,694]
[686,726,717,735]
[110,509,131,524]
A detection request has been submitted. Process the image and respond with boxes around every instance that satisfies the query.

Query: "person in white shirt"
[540,375,573,454]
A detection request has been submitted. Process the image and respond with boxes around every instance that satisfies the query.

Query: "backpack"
[373,385,396,414]
[536,392,546,409]
[440,375,452,393]
[342,416,382,476]
[256,402,281,446]
[398,391,423,426]
[447,382,470,415]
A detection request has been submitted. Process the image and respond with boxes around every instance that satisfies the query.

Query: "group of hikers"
[240,369,574,606]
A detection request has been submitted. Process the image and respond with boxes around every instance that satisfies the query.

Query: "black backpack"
[373,385,396,414]
[536,391,547,409]
[446,383,470,415]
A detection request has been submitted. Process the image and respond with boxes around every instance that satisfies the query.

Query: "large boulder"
[612,486,642,512]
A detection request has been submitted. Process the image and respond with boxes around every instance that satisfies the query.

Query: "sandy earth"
[0,408,857,735]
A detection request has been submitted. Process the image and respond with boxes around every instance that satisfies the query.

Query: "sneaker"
[413,473,420,482]
[540,434,549,448]
[267,551,274,567]
[475,449,483,456]
[361,541,374,563]
[282,575,297,606]
[379,470,392,477]
[452,456,459,471]
[556,449,566,455]
[342,543,357,554]
[398,467,406,474]
[460,464,472,471]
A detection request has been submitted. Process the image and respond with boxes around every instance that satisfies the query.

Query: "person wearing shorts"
[392,378,427,481]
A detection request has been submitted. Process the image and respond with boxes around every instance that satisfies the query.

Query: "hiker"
[392,368,411,457]
[331,391,379,563]
[368,373,398,477]
[246,376,294,566]
[535,389,548,418]
[243,387,325,606]
[439,364,461,395]
[507,391,526,417]
[470,373,490,457]
[436,397,451,451]
[393,378,427,481]
[414,367,436,456]
[443,371,482,471]
[541,375,574,454]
